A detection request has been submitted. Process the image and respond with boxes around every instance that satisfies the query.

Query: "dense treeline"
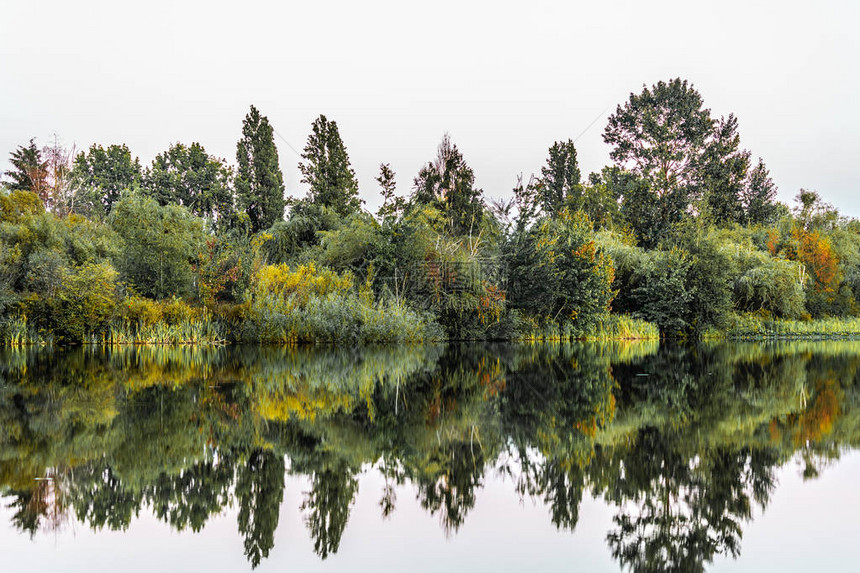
[3,79,860,344]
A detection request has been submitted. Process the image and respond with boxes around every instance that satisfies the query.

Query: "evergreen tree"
[144,142,234,228]
[4,139,49,205]
[70,143,142,217]
[700,114,750,226]
[235,105,286,233]
[412,134,484,235]
[375,162,404,220]
[298,115,361,217]
[742,158,779,226]
[540,139,582,216]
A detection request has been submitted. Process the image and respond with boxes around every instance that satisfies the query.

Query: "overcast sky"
[2,0,858,215]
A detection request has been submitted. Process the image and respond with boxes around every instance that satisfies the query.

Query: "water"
[1,341,858,572]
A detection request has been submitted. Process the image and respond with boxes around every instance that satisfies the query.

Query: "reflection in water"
[1,341,859,570]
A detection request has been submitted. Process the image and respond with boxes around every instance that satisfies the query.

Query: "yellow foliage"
[252,262,353,306]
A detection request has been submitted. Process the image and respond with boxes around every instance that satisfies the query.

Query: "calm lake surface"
[1,341,858,572]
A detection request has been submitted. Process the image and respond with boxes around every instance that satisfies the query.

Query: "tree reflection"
[299,459,359,559]
[0,341,859,569]
[236,449,285,568]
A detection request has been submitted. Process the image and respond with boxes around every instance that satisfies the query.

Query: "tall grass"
[711,313,860,340]
[0,316,54,346]
[105,315,227,345]
[513,314,659,342]
[243,292,442,344]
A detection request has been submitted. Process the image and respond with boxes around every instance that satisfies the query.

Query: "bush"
[507,210,615,335]
[54,262,119,343]
[244,263,439,343]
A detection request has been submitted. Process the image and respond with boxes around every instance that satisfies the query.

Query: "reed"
[712,313,860,340]
[0,316,54,346]
[514,314,659,342]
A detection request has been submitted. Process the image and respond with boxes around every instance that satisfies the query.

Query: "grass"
[709,313,860,340]
[105,315,227,345]
[242,292,443,344]
[584,315,661,341]
[514,314,660,342]
[0,316,54,346]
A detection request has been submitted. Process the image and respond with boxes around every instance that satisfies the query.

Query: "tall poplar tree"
[540,139,582,216]
[298,115,361,218]
[235,106,285,233]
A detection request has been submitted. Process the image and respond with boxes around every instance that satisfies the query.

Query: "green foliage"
[109,195,206,299]
[316,212,384,275]
[110,295,225,344]
[299,115,362,218]
[70,143,142,218]
[508,210,615,335]
[243,263,439,343]
[375,163,405,221]
[793,189,840,231]
[732,247,806,318]
[741,159,779,226]
[54,262,119,343]
[602,166,681,248]
[144,142,234,229]
[540,139,582,216]
[0,209,118,295]
[0,190,44,222]
[411,134,484,236]
[718,314,860,339]
[262,201,340,264]
[700,114,750,226]
[628,247,694,335]
[235,105,286,233]
[603,78,713,221]
[3,139,49,204]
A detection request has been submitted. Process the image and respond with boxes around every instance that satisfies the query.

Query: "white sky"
[2,0,858,216]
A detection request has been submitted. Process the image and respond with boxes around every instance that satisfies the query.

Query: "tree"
[741,158,779,226]
[540,139,582,216]
[603,79,713,241]
[412,134,484,235]
[375,162,405,220]
[70,143,142,218]
[236,450,284,568]
[42,135,76,216]
[700,114,750,226]
[4,139,49,205]
[109,195,206,299]
[144,142,234,228]
[299,115,361,217]
[235,105,286,234]
[792,189,839,231]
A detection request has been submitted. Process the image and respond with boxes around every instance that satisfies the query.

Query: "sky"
[2,0,858,216]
